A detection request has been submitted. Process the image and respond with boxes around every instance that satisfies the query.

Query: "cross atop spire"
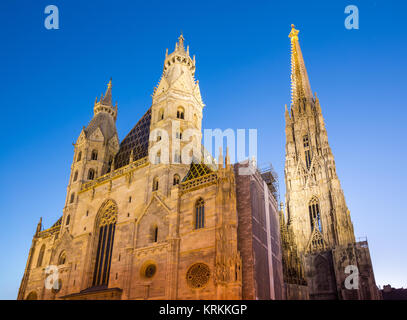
[175,32,186,53]
[289,24,313,104]
[288,24,299,41]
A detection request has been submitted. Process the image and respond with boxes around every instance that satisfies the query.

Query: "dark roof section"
[51,217,62,228]
[182,162,214,182]
[381,287,407,300]
[85,112,117,141]
[114,108,151,169]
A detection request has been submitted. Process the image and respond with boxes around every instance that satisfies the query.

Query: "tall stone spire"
[289,24,313,104]
[284,24,355,254]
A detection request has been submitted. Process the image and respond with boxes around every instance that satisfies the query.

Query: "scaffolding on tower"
[259,164,280,204]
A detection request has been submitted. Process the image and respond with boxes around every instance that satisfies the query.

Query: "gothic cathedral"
[18,26,380,300]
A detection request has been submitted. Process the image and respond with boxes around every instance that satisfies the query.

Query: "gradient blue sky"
[1,0,406,299]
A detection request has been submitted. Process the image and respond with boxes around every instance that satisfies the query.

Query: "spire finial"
[289,24,299,41]
[289,24,313,103]
[218,147,223,169]
[177,32,185,51]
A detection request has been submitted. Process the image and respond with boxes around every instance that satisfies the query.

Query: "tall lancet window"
[36,244,45,268]
[195,198,205,229]
[177,107,185,120]
[92,200,117,287]
[303,135,311,170]
[309,197,322,233]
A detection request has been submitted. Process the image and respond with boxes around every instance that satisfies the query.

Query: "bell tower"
[284,25,355,254]
[62,79,119,231]
[149,34,205,165]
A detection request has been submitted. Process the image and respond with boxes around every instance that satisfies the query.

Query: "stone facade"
[18,35,283,300]
[18,26,381,301]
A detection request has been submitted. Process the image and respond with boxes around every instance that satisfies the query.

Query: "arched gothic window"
[92,200,118,287]
[77,151,82,162]
[177,107,185,120]
[195,198,205,229]
[303,135,309,148]
[73,170,78,182]
[303,135,311,169]
[152,177,159,191]
[36,245,45,267]
[309,197,322,233]
[173,174,180,185]
[91,150,98,160]
[70,193,75,204]
[153,226,158,242]
[66,215,70,226]
[88,168,95,180]
[58,251,66,265]
[159,108,164,121]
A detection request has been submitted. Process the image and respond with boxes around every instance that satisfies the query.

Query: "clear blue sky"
[0,0,406,299]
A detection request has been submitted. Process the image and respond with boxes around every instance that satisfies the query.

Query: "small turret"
[218,147,223,169]
[225,147,230,167]
[94,78,117,121]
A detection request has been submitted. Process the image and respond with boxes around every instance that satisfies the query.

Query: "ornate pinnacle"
[175,33,186,52]
[178,33,184,46]
[289,24,299,41]
[129,149,134,163]
[225,147,230,167]
[218,147,223,169]
[36,217,42,235]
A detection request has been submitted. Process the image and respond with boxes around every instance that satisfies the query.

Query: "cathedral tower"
[284,25,355,254]
[63,80,119,232]
[283,25,380,300]
[150,34,204,166]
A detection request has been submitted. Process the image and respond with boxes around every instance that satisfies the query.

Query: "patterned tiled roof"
[114,108,151,169]
[182,162,214,182]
